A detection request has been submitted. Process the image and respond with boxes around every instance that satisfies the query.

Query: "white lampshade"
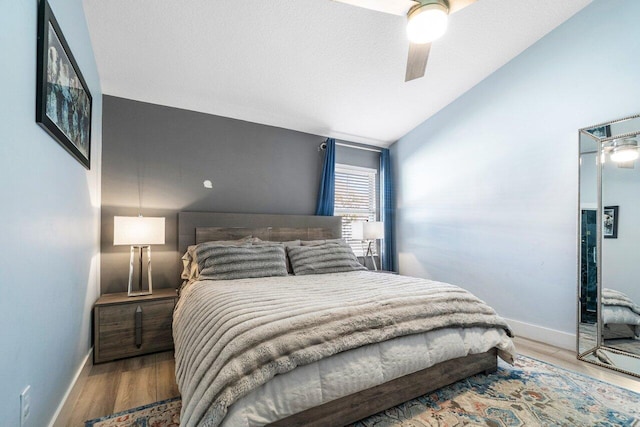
[114,216,165,246]
[406,2,449,44]
[363,221,385,240]
[352,221,384,240]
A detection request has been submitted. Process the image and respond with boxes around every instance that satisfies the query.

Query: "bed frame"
[604,323,637,340]
[268,349,497,427]
[178,211,342,254]
[178,211,500,427]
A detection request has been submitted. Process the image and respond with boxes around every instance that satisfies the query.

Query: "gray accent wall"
[0,0,102,425]
[336,144,380,171]
[101,96,376,293]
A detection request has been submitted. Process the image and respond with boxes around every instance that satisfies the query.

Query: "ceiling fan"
[332,0,477,81]
[602,138,639,168]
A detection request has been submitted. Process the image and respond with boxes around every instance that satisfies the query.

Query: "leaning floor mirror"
[578,113,640,377]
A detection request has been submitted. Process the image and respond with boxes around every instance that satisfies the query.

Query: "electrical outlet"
[20,385,31,427]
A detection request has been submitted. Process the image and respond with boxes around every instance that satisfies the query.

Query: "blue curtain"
[315,138,336,216]
[380,148,396,271]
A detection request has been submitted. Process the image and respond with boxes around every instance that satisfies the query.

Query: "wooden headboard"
[178,212,342,255]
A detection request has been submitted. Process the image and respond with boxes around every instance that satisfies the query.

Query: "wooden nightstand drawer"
[94,289,177,364]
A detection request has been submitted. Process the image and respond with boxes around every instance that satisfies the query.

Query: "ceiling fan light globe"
[610,138,639,163]
[407,3,448,44]
[610,148,639,163]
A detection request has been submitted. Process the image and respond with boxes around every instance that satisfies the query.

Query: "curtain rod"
[336,142,382,153]
[319,141,382,153]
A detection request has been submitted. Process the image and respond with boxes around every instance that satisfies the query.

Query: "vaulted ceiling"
[83,0,591,147]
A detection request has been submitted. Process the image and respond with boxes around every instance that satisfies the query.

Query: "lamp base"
[128,245,154,297]
[128,291,153,297]
[365,240,378,271]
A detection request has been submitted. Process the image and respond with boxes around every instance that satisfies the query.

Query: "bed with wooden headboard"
[178,211,342,255]
[174,211,515,427]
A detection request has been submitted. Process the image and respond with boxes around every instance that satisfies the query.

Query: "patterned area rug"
[85,397,181,427]
[85,356,640,427]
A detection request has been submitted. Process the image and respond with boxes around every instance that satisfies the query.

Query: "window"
[334,164,377,256]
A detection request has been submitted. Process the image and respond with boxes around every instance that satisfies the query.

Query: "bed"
[602,288,640,340]
[174,212,516,427]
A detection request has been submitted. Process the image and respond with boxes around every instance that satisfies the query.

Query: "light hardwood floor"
[57,351,179,427]
[56,337,640,426]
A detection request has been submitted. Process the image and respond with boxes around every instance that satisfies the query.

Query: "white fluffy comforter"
[173,271,516,427]
[602,288,640,333]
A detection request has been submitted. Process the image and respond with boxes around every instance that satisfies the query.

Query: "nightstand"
[93,288,178,364]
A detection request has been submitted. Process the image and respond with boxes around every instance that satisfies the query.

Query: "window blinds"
[334,164,377,256]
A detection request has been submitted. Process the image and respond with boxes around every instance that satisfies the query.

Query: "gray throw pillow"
[199,245,288,280]
[287,242,367,275]
[253,239,301,274]
[181,236,253,280]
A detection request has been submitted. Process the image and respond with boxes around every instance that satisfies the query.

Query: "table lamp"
[352,221,385,271]
[113,216,165,296]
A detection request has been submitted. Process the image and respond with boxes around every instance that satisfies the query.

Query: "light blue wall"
[391,0,640,342]
[0,0,102,426]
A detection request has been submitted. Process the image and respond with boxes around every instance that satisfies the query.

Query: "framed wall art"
[586,125,611,139]
[36,0,92,169]
[603,205,619,239]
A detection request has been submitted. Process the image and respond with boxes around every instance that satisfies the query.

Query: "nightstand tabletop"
[95,288,178,306]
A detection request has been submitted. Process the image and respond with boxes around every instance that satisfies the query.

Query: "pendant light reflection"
[610,138,639,163]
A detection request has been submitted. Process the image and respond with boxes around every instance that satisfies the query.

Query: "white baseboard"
[504,318,576,351]
[48,347,93,427]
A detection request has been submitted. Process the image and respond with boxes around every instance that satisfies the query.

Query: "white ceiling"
[82,0,591,147]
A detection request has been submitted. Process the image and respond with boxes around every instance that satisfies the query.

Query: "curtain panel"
[315,138,336,216]
[380,148,395,271]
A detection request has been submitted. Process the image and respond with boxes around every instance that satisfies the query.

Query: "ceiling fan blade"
[448,0,477,15]
[332,0,418,17]
[405,42,431,81]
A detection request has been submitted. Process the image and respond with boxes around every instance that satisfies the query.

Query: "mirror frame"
[577,113,640,378]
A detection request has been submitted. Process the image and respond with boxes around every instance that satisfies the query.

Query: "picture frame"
[603,205,619,239]
[36,0,92,169]
[586,125,611,139]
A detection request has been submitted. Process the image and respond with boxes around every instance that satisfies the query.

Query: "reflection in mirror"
[578,114,640,378]
[581,347,640,374]
[578,131,598,356]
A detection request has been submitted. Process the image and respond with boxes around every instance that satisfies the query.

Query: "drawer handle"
[135,305,142,348]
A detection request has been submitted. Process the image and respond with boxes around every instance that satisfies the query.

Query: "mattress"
[223,326,513,427]
[602,288,640,336]
[603,305,640,327]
